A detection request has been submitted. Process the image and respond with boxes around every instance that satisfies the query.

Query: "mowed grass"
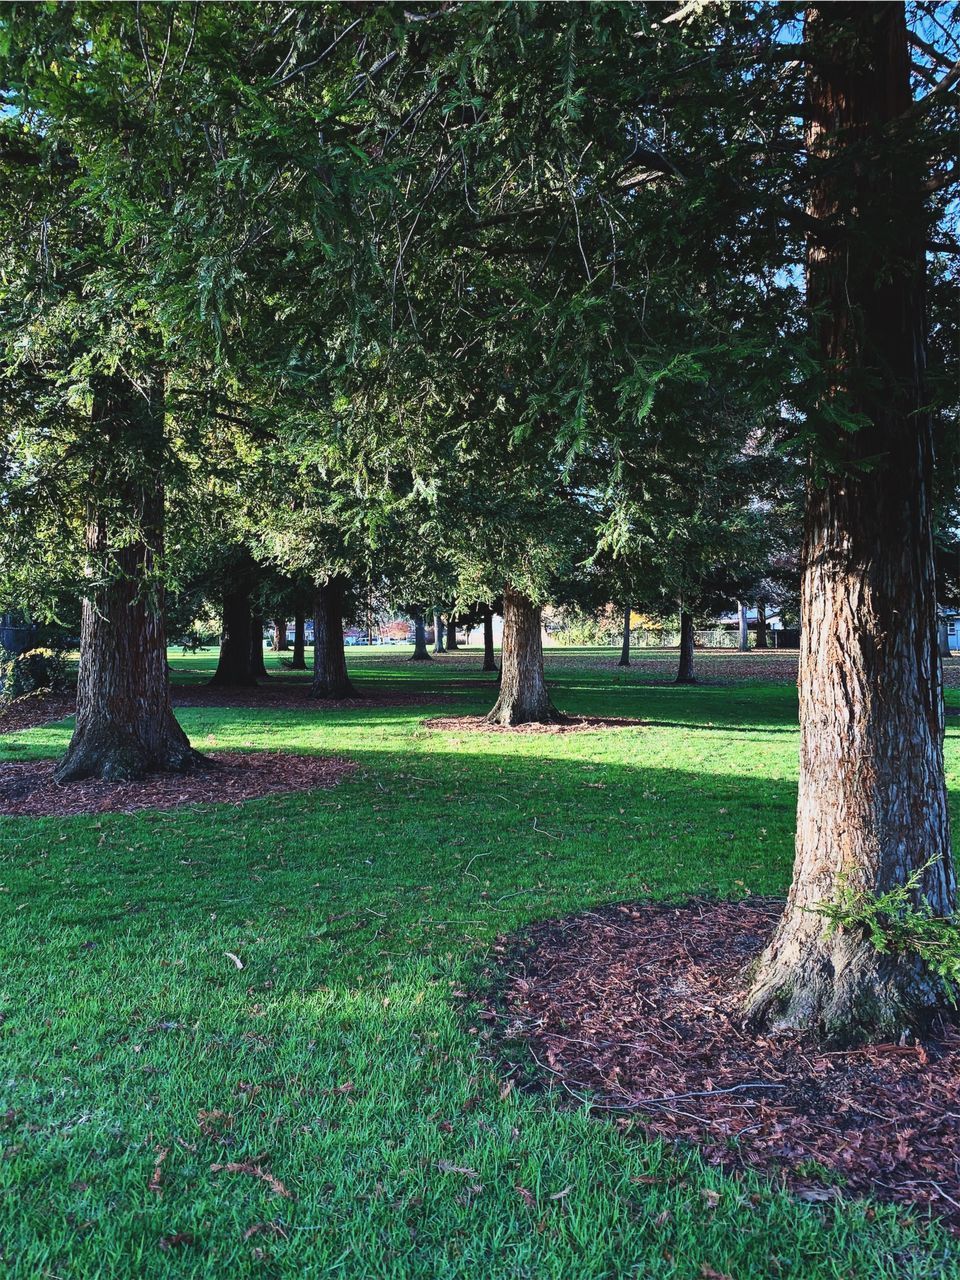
[1,646,959,1278]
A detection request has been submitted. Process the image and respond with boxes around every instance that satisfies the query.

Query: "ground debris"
[489,898,960,1226]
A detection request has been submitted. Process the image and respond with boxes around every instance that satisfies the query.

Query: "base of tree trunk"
[54,724,207,784]
[743,918,946,1048]
[485,586,562,726]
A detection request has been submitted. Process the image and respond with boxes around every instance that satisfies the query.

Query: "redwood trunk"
[250,610,268,679]
[737,600,749,651]
[310,576,356,699]
[411,612,430,660]
[433,611,445,653]
[675,610,696,684]
[210,572,256,687]
[486,586,560,725]
[290,609,307,670]
[54,372,201,783]
[618,604,631,666]
[756,602,768,650]
[274,618,289,652]
[482,604,497,672]
[445,613,459,650]
[745,3,955,1046]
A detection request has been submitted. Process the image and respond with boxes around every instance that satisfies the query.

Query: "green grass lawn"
[1,646,958,1278]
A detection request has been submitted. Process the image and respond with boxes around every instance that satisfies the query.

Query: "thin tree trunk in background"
[310,575,356,698]
[737,601,749,651]
[250,610,268,679]
[274,619,289,652]
[756,602,768,650]
[486,585,560,725]
[938,620,950,659]
[210,565,256,688]
[675,610,696,685]
[433,611,445,653]
[618,604,631,666]
[446,613,459,650]
[55,371,201,782]
[411,611,431,660]
[482,604,497,672]
[289,608,307,670]
[745,3,954,1046]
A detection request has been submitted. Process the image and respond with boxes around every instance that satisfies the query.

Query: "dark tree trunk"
[486,585,561,725]
[675,610,696,685]
[433,611,445,653]
[274,618,289,652]
[54,372,201,783]
[310,576,356,699]
[411,611,431,660]
[290,609,307,670]
[737,601,749,651]
[445,613,459,650]
[938,620,951,659]
[482,604,497,672]
[618,604,631,666]
[250,610,269,679]
[210,566,256,688]
[745,3,954,1046]
[756,601,768,650]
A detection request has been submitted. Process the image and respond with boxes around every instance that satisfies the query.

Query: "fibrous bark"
[486,585,561,725]
[310,575,356,699]
[55,371,202,783]
[481,604,498,672]
[756,602,768,650]
[411,611,431,660]
[744,2,955,1046]
[675,610,696,685]
[737,601,749,652]
[445,613,459,650]
[433,611,445,653]
[274,618,289,652]
[618,604,631,667]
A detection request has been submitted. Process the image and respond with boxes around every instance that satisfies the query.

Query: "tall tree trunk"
[210,565,256,688]
[937,619,950,659]
[756,601,768,650]
[411,611,431,660]
[745,3,954,1046]
[618,604,631,667]
[274,618,289,652]
[486,585,560,725]
[310,576,356,699]
[290,608,307,670]
[445,613,459,650]
[55,372,201,782]
[482,604,497,672]
[433,611,445,653]
[250,610,268,679]
[675,609,696,685]
[737,600,749,651]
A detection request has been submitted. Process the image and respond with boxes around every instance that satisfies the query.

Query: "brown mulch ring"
[0,693,76,736]
[0,751,356,817]
[485,899,960,1226]
[423,714,646,734]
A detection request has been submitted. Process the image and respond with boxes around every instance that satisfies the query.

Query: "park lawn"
[0,648,958,1278]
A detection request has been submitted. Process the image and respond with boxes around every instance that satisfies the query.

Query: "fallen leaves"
[148,1147,169,1196]
[210,1157,292,1199]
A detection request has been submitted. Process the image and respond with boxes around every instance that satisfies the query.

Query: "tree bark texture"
[618,604,632,666]
[310,576,356,698]
[756,601,768,650]
[738,601,749,651]
[486,586,560,725]
[411,612,430,660]
[482,604,497,672]
[274,618,289,652]
[445,613,459,650]
[55,372,201,782]
[290,608,307,669]
[433,611,445,653]
[745,3,955,1046]
[210,565,256,688]
[675,610,696,684]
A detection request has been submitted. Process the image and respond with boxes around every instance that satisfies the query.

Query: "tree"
[745,3,956,1045]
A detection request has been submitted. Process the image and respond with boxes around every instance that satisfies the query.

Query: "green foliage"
[0,645,67,704]
[812,859,960,1001]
